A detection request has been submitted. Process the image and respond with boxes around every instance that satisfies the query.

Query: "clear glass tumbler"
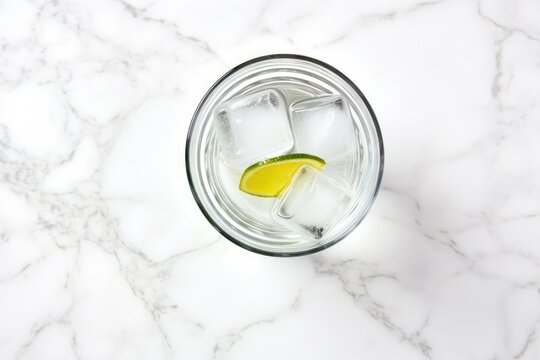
[185,54,384,256]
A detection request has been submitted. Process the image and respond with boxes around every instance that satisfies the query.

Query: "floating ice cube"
[289,95,355,161]
[214,89,294,168]
[272,165,351,239]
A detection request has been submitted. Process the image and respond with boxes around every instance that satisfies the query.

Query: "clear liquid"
[187,55,383,255]
[210,83,362,244]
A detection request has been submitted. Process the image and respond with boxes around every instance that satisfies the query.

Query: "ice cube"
[214,89,294,168]
[272,165,351,239]
[289,95,355,161]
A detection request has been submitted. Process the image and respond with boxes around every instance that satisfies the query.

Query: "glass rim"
[185,54,385,257]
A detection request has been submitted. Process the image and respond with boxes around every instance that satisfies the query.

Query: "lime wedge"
[239,153,326,197]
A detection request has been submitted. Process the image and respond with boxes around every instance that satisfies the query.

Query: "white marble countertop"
[1,0,539,359]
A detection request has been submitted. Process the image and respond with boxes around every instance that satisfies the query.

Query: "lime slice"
[239,153,326,197]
